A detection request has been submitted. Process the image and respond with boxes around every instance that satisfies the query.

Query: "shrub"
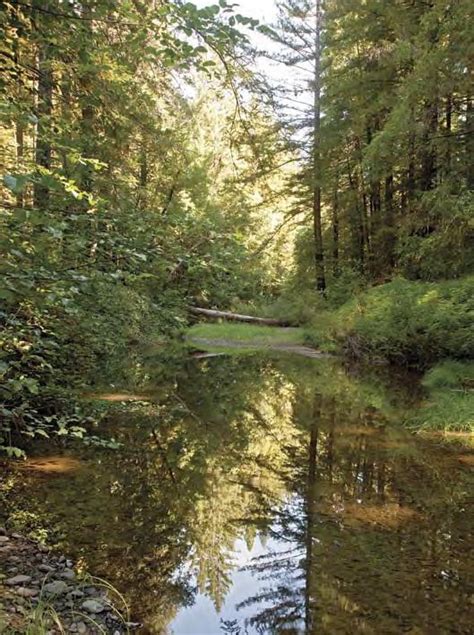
[342,276,474,366]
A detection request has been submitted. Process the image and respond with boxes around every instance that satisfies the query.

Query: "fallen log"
[189,306,290,327]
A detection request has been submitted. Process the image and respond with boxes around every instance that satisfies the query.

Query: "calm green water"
[2,352,473,634]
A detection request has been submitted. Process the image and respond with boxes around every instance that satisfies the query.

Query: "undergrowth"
[302,276,474,367]
[407,361,474,432]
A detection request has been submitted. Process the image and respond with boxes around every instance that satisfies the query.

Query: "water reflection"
[1,354,473,634]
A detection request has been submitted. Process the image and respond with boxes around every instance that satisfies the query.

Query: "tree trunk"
[189,307,290,326]
[33,2,53,208]
[445,94,452,177]
[465,94,474,190]
[15,122,25,208]
[332,174,339,276]
[13,9,25,208]
[407,111,416,204]
[384,174,396,271]
[347,160,365,273]
[79,10,94,193]
[312,0,326,293]
[420,100,438,191]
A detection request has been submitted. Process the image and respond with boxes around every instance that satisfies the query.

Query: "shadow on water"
[1,350,473,634]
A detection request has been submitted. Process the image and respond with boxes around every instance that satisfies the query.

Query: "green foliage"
[346,277,474,365]
[259,290,326,325]
[398,189,474,280]
[407,361,474,432]
[1,0,472,455]
[0,0,294,456]
[422,360,474,390]
[269,0,474,286]
[303,276,474,366]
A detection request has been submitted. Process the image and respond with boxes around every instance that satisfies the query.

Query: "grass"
[0,575,131,635]
[187,323,306,347]
[422,360,474,390]
[407,361,474,433]
[0,598,65,635]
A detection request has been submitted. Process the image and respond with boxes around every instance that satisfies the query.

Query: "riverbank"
[301,276,474,366]
[0,529,135,634]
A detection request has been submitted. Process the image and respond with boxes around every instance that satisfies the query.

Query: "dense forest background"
[1,0,473,454]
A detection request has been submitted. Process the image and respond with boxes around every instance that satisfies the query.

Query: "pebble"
[70,589,85,598]
[6,574,32,586]
[81,599,106,613]
[43,580,69,596]
[16,587,39,598]
[0,531,137,633]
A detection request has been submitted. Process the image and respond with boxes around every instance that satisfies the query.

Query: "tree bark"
[332,174,339,276]
[420,100,438,191]
[189,307,290,326]
[33,0,53,208]
[312,0,326,293]
[384,174,395,271]
[346,159,365,272]
[465,94,474,190]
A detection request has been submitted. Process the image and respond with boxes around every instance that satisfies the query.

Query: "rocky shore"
[0,528,139,633]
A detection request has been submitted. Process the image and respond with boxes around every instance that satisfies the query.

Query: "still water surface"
[2,352,473,633]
